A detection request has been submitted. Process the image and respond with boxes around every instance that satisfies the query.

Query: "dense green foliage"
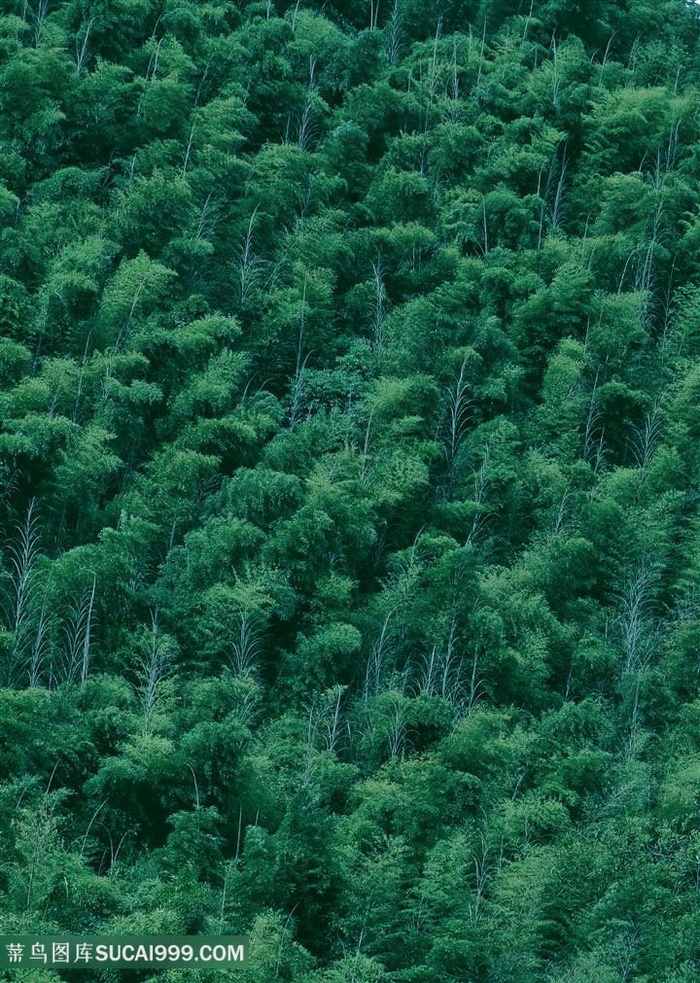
[3,0,700,979]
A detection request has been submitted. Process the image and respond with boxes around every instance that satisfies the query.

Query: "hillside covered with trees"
[3,0,700,980]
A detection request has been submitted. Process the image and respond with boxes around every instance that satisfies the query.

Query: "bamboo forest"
[3,0,700,980]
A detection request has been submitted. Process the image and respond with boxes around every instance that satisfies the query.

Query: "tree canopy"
[2,0,700,979]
